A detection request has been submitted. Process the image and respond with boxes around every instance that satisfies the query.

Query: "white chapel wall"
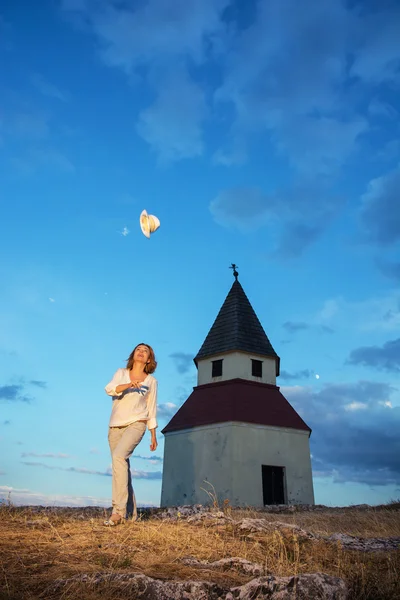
[231,423,315,506]
[197,352,277,386]
[160,425,234,507]
[161,422,314,507]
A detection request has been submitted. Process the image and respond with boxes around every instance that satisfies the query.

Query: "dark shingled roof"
[194,280,280,375]
[162,378,311,435]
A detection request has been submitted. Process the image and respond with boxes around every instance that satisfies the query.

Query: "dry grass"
[0,503,399,600]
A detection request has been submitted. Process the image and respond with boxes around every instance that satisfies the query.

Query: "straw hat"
[140,209,160,238]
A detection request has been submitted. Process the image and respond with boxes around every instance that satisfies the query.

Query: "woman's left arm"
[146,379,158,452]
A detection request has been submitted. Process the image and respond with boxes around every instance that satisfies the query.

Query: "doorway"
[262,465,285,505]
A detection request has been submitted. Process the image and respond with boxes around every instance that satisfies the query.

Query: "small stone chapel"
[161,267,315,507]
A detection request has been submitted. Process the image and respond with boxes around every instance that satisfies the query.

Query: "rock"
[50,572,348,599]
[235,519,317,541]
[187,511,230,524]
[156,504,208,520]
[328,533,400,552]
[50,573,226,599]
[228,573,348,599]
[181,556,265,576]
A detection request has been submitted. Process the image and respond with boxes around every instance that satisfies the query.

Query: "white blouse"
[105,368,158,430]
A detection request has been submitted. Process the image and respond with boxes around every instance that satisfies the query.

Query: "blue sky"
[1,0,399,508]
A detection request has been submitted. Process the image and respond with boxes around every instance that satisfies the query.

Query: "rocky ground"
[0,502,399,599]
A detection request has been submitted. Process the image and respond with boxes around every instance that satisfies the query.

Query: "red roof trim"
[162,378,311,435]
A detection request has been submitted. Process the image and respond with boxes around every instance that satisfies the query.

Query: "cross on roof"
[230,263,239,280]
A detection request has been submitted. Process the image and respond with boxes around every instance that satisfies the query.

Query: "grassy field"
[0,503,399,599]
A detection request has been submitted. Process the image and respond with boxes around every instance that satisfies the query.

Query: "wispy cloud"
[280,369,312,382]
[282,321,310,334]
[0,378,47,403]
[157,402,178,419]
[0,384,31,403]
[21,461,162,479]
[30,74,69,102]
[0,485,158,507]
[0,485,111,507]
[376,260,400,282]
[359,164,400,247]
[169,352,194,374]
[30,380,47,389]
[134,454,163,464]
[347,338,400,373]
[21,452,71,459]
[137,69,206,162]
[21,461,111,476]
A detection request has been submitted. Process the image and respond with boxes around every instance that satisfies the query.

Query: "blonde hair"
[126,343,157,374]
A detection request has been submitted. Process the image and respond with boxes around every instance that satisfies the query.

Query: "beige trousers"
[108,421,146,520]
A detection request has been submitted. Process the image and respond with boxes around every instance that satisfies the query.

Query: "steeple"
[194,276,280,376]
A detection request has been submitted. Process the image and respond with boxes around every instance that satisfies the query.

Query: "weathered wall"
[161,422,314,507]
[230,423,314,506]
[161,424,233,507]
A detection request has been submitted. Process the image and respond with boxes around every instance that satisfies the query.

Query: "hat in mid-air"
[140,209,160,238]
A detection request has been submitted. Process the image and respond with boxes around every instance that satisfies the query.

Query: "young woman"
[104,343,158,526]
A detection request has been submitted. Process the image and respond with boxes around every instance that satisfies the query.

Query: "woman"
[104,343,158,526]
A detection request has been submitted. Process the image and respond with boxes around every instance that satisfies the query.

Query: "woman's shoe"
[103,514,125,526]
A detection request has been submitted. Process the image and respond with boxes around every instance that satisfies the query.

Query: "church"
[161,268,314,507]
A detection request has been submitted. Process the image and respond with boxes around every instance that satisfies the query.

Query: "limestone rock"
[228,573,348,599]
[182,556,265,576]
[50,572,348,599]
[328,533,400,552]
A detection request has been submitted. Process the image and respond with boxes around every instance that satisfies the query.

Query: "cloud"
[368,98,398,120]
[10,148,75,176]
[209,180,342,256]
[313,290,400,333]
[137,70,206,162]
[157,402,178,419]
[21,461,162,479]
[30,74,69,102]
[169,352,194,374]
[282,320,334,336]
[284,380,400,486]
[62,0,227,162]
[348,338,400,373]
[0,378,47,403]
[377,260,400,282]
[280,370,312,381]
[349,4,400,84]
[214,0,370,169]
[21,452,71,459]
[0,384,31,403]
[30,380,47,389]
[282,321,310,333]
[8,112,50,139]
[21,461,111,476]
[134,454,163,464]
[62,0,229,70]
[0,485,158,507]
[209,187,273,232]
[359,164,400,246]
[0,485,111,507]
